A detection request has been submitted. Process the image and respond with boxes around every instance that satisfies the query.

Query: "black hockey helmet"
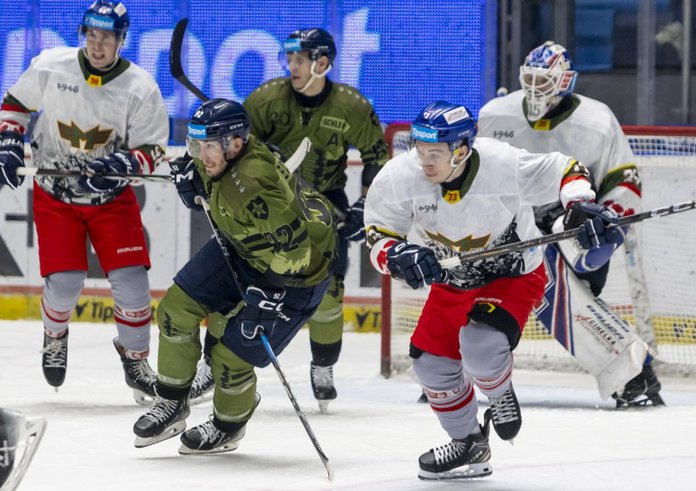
[284,28,337,64]
[186,99,251,158]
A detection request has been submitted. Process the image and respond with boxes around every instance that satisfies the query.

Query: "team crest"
[247,196,269,219]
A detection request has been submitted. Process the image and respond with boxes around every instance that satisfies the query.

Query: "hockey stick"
[170,18,208,102]
[193,196,335,481]
[439,198,696,269]
[16,167,173,182]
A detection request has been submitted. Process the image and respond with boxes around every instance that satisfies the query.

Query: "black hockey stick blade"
[440,198,696,268]
[170,18,208,102]
[16,167,173,182]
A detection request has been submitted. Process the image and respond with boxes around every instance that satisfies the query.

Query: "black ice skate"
[178,393,260,455]
[612,364,665,408]
[113,338,157,406]
[189,356,214,406]
[310,361,337,414]
[41,329,68,389]
[418,409,493,481]
[178,419,247,455]
[488,384,522,442]
[133,397,190,448]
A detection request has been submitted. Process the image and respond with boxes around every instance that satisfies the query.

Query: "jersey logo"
[425,231,490,252]
[443,190,461,203]
[87,74,103,87]
[319,116,348,132]
[57,121,112,150]
[533,119,551,130]
[493,129,514,139]
[247,196,269,220]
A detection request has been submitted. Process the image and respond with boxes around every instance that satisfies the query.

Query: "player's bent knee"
[157,284,208,339]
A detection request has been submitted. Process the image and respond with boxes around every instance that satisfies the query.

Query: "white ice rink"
[2,321,696,491]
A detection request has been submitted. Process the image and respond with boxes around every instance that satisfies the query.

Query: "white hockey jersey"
[478,91,637,196]
[364,138,594,289]
[0,47,168,205]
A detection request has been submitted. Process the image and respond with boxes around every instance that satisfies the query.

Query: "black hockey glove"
[237,286,287,346]
[338,196,366,241]
[78,152,140,193]
[170,154,206,211]
[0,129,25,190]
[563,201,624,250]
[387,241,447,290]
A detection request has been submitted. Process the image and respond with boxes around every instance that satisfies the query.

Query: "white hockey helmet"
[519,41,577,121]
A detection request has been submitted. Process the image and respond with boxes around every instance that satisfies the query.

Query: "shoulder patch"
[247,196,269,219]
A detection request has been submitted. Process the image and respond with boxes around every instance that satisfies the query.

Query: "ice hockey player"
[0,0,167,404]
[364,100,619,480]
[0,408,46,491]
[236,27,388,413]
[478,40,664,407]
[133,98,336,454]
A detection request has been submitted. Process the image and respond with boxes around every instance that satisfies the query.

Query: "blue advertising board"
[0,0,495,136]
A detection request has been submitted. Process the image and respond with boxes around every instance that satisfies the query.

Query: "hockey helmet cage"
[519,40,577,121]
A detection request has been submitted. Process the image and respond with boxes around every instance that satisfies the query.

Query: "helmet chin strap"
[444,147,472,183]
[296,61,332,94]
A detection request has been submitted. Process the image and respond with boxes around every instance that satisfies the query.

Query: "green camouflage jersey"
[196,134,336,288]
[244,78,388,193]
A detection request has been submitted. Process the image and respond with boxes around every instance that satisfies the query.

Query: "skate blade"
[318,400,330,414]
[418,462,493,481]
[133,389,155,407]
[615,393,666,409]
[134,420,187,448]
[178,441,240,455]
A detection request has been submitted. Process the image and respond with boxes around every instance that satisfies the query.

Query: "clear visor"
[186,137,228,160]
[278,50,311,72]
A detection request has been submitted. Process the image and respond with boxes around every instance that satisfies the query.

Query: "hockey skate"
[612,364,665,408]
[133,397,190,448]
[178,393,260,455]
[113,338,157,406]
[189,356,214,406]
[310,361,337,414]
[418,409,493,480]
[0,408,47,491]
[41,328,68,389]
[178,419,247,455]
[488,384,521,442]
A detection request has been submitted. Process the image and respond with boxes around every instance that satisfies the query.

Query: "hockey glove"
[338,196,366,241]
[78,152,140,193]
[387,241,447,289]
[0,129,25,189]
[237,286,287,346]
[563,201,624,250]
[170,154,206,211]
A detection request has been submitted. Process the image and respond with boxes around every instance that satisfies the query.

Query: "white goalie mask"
[0,409,47,491]
[519,41,577,122]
